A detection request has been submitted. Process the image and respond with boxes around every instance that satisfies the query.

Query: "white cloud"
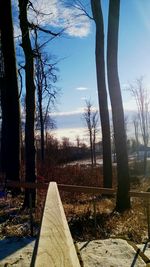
[76,86,88,91]
[81,96,87,101]
[123,99,137,111]
[51,127,89,144]
[121,83,128,89]
[52,125,101,145]
[51,107,84,116]
[13,0,91,38]
[13,24,21,38]
[51,105,99,118]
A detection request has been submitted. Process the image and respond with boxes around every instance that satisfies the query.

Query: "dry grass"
[0,164,150,244]
[61,194,148,243]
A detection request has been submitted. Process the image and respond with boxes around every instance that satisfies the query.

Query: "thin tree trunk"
[0,76,6,173]
[38,83,45,161]
[34,30,45,162]
[144,144,147,176]
[93,129,96,165]
[90,129,94,166]
[18,0,36,207]
[107,0,130,211]
[0,1,20,189]
[91,0,113,188]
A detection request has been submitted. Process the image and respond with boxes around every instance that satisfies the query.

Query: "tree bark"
[91,0,113,188]
[36,56,45,162]
[38,82,45,162]
[18,0,36,207]
[107,0,130,211]
[89,128,94,166]
[0,0,20,188]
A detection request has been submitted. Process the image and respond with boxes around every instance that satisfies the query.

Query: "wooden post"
[32,182,81,267]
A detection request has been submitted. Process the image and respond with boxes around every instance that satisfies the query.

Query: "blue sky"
[13,0,150,144]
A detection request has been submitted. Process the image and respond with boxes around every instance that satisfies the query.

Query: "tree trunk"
[89,129,94,166]
[36,56,45,162]
[91,0,113,188]
[144,143,147,176]
[107,0,130,211]
[0,76,7,173]
[0,1,20,190]
[93,129,96,166]
[18,0,36,207]
[38,84,45,162]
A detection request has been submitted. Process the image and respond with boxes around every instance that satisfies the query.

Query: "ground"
[0,163,150,265]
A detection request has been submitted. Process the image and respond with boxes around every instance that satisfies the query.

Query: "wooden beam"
[2,181,150,199]
[129,191,150,198]
[32,182,81,267]
[3,180,48,189]
[58,184,116,195]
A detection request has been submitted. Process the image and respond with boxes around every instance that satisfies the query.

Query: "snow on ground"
[0,238,150,266]
[0,237,35,267]
[66,157,103,166]
[79,239,149,267]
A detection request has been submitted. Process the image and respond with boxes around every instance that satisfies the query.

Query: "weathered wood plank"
[129,191,150,198]
[33,182,81,267]
[4,180,48,189]
[58,183,115,195]
[3,180,150,199]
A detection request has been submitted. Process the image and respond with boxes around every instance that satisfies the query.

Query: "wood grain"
[33,182,81,267]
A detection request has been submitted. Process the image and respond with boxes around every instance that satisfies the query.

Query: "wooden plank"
[58,184,116,195]
[129,191,150,198]
[58,184,150,199]
[33,182,81,267]
[4,180,48,189]
[3,180,150,199]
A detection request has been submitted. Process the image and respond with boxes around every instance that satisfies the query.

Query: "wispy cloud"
[76,86,89,91]
[51,127,92,144]
[51,105,99,117]
[13,0,91,38]
[123,99,137,111]
[81,96,87,101]
[51,107,84,116]
[121,83,128,89]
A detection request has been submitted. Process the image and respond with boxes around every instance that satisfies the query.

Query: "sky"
[13,0,150,144]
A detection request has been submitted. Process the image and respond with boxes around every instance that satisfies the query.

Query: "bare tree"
[34,51,58,162]
[76,135,80,148]
[0,1,20,191]
[0,32,6,174]
[18,0,36,207]
[83,100,99,166]
[84,101,93,165]
[25,3,61,164]
[107,0,130,211]
[133,114,140,159]
[92,110,99,165]
[70,0,112,185]
[91,0,113,187]
[128,78,150,175]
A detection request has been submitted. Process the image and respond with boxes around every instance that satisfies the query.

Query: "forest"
[0,0,150,266]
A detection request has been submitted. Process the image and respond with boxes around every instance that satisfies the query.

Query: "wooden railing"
[31,182,81,267]
[3,180,150,198]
